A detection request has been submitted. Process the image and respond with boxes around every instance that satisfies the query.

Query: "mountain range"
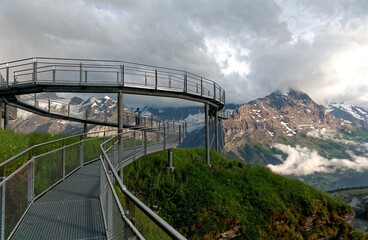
[8,89,368,230]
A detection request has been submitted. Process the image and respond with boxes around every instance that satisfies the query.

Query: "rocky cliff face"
[222,89,350,152]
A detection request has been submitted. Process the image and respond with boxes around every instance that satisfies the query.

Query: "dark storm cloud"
[1,0,368,107]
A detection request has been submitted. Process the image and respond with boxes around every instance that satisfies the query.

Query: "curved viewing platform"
[0,57,225,114]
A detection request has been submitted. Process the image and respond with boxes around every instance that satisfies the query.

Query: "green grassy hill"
[124,148,367,239]
[0,129,67,163]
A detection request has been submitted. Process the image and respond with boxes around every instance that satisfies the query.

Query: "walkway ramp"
[12,161,106,240]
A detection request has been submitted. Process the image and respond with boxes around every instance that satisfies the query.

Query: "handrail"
[99,127,186,240]
[0,128,117,169]
[0,57,225,107]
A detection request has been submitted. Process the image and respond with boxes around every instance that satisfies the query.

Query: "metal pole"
[215,109,219,152]
[1,178,5,240]
[200,77,203,96]
[155,69,158,90]
[118,92,123,165]
[179,125,182,143]
[6,65,9,87]
[144,131,147,155]
[184,72,187,93]
[0,98,3,129]
[163,123,166,150]
[62,145,66,180]
[27,159,35,206]
[79,63,83,84]
[133,131,136,160]
[32,58,37,84]
[79,135,84,167]
[167,148,174,172]
[52,67,56,82]
[4,103,9,130]
[213,82,216,100]
[121,65,125,86]
[205,103,210,166]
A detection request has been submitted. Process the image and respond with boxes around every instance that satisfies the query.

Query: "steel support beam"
[0,98,3,129]
[205,103,210,166]
[215,109,219,152]
[4,102,9,130]
[118,92,124,165]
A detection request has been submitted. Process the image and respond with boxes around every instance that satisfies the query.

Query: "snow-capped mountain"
[222,89,349,153]
[327,103,368,128]
[11,94,124,134]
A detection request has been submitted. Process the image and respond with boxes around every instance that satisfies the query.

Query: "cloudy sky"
[1,0,368,107]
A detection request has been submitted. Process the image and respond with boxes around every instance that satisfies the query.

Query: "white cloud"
[268,143,368,176]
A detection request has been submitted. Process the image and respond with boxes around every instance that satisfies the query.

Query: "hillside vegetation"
[0,129,67,163]
[124,148,367,239]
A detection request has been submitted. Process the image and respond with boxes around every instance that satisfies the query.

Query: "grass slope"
[0,129,67,163]
[124,148,367,239]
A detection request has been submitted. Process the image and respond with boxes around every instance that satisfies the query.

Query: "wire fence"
[99,123,186,240]
[0,129,116,239]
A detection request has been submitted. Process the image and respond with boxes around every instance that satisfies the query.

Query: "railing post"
[184,72,187,93]
[79,63,83,85]
[107,171,114,237]
[79,134,84,167]
[13,72,17,85]
[200,77,203,96]
[1,177,5,240]
[179,125,182,143]
[144,130,147,155]
[133,131,136,160]
[52,66,56,82]
[62,144,66,180]
[0,98,3,129]
[6,64,9,87]
[168,75,171,89]
[205,103,210,166]
[167,148,174,172]
[163,123,167,150]
[121,65,125,86]
[118,92,124,165]
[32,58,37,84]
[4,103,9,130]
[85,70,88,83]
[48,99,51,113]
[68,104,70,117]
[27,159,35,206]
[155,69,158,90]
[215,109,219,152]
[213,82,216,100]
[34,93,37,108]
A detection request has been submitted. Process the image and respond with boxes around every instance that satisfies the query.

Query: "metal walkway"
[10,139,178,240]
[0,57,225,240]
[12,161,105,240]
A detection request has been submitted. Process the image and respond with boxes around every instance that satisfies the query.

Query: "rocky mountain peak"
[222,90,349,155]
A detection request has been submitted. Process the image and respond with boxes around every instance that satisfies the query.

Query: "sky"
[1,0,368,108]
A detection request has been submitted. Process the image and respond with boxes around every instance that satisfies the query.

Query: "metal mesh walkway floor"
[12,161,106,240]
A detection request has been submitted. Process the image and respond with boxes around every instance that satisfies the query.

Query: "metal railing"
[0,129,116,239]
[99,124,186,240]
[0,120,187,239]
[15,93,182,129]
[0,57,225,105]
